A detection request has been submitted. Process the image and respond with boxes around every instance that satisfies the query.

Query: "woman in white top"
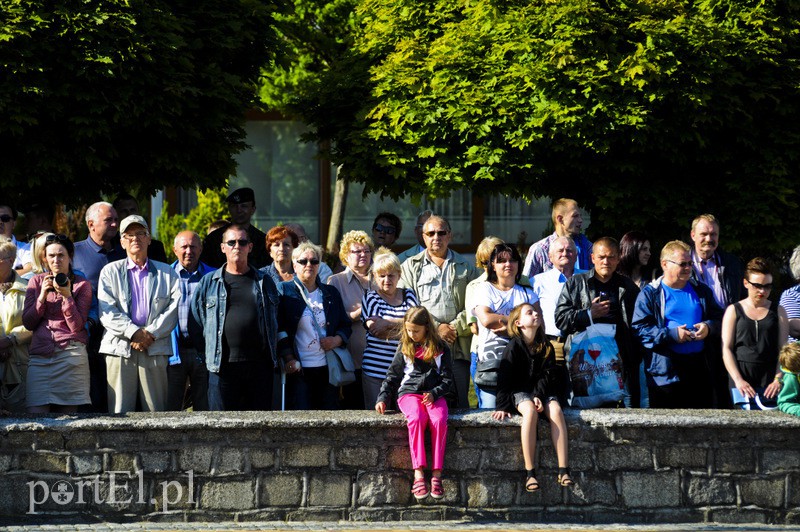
[473,243,539,408]
[361,248,418,408]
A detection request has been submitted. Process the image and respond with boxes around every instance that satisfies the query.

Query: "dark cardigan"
[495,335,563,413]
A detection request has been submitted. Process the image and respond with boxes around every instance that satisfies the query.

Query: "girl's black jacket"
[377,344,455,405]
[496,336,563,413]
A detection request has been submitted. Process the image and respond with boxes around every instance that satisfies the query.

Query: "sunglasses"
[297,258,320,266]
[748,281,773,290]
[373,223,396,235]
[666,260,693,268]
[225,239,250,247]
[45,233,70,245]
[0,214,13,223]
[424,230,449,237]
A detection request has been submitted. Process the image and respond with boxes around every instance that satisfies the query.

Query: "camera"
[54,273,69,288]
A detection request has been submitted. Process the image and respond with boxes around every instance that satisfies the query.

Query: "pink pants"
[397,393,448,470]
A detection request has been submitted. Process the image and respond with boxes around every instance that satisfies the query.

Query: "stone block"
[215,448,244,474]
[0,476,31,514]
[386,446,412,470]
[0,453,13,472]
[714,448,756,474]
[762,449,800,473]
[34,431,64,451]
[444,448,481,472]
[480,446,524,471]
[739,477,784,507]
[711,507,768,524]
[790,474,800,505]
[567,476,617,505]
[178,446,215,473]
[684,474,736,505]
[597,445,652,471]
[336,446,378,468]
[621,471,680,508]
[93,472,150,513]
[282,445,329,467]
[141,451,172,473]
[259,474,302,506]
[145,430,184,447]
[108,452,137,473]
[400,508,446,521]
[249,449,275,470]
[466,476,517,507]
[350,507,403,522]
[71,454,103,475]
[199,479,255,510]
[356,472,410,505]
[152,476,197,512]
[97,430,144,449]
[655,446,708,470]
[6,432,35,450]
[540,445,593,471]
[308,474,351,506]
[286,508,346,521]
[19,452,68,473]
[64,432,97,451]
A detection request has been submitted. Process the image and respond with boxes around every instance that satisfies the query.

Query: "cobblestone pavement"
[5,522,800,531]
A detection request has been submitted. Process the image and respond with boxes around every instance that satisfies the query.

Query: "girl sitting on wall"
[492,302,573,492]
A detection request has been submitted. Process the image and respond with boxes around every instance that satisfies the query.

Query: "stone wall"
[1,409,799,525]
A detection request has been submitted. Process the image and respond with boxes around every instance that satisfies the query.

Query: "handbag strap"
[294,279,327,340]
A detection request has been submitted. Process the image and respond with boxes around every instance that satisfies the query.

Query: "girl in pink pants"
[376,306,454,501]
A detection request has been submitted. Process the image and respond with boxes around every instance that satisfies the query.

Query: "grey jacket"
[98,259,180,358]
[190,266,280,374]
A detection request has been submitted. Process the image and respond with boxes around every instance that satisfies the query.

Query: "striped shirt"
[780,284,800,342]
[361,288,418,379]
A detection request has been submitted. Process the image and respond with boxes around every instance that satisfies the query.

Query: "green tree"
[1,0,275,207]
[266,0,800,256]
[157,188,228,261]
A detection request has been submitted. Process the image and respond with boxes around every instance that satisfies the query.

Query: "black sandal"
[557,467,575,487]
[525,469,539,492]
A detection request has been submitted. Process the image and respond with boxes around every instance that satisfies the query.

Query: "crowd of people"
[3,191,800,498]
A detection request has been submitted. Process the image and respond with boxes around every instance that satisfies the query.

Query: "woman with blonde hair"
[361,248,419,408]
[0,237,32,412]
[328,230,375,409]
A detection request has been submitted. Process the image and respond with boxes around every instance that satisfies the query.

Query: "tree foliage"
[266,0,800,255]
[1,0,275,208]
[156,187,228,262]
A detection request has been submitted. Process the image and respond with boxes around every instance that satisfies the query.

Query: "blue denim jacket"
[190,266,281,374]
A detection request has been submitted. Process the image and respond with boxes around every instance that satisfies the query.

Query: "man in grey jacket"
[399,215,480,408]
[98,215,180,413]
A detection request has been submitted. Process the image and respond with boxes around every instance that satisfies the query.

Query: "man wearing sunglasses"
[399,215,480,408]
[191,224,280,411]
[98,215,180,413]
[200,188,269,270]
[632,240,725,409]
[0,204,31,273]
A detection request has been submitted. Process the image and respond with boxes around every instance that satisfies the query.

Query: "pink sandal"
[430,476,444,499]
[411,478,429,501]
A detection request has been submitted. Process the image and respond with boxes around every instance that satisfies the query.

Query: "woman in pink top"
[22,234,92,413]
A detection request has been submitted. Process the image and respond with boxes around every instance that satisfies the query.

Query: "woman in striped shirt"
[361,248,419,409]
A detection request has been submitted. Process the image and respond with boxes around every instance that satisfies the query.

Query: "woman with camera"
[22,234,92,413]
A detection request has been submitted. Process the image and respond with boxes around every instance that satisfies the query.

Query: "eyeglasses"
[296,258,320,266]
[45,233,70,244]
[748,281,773,290]
[224,239,250,247]
[666,260,693,268]
[373,224,396,235]
[423,230,449,238]
[123,232,149,241]
[350,249,372,255]
[0,214,13,223]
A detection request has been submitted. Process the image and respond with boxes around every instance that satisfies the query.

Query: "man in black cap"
[200,187,269,269]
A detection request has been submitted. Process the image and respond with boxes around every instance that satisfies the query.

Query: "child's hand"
[533,397,544,412]
[375,402,386,414]
[422,392,434,406]
[491,410,511,421]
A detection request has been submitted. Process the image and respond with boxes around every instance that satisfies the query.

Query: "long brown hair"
[399,306,443,363]
[507,303,548,356]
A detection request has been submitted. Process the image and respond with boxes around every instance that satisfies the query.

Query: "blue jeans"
[470,352,482,408]
[477,387,497,409]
